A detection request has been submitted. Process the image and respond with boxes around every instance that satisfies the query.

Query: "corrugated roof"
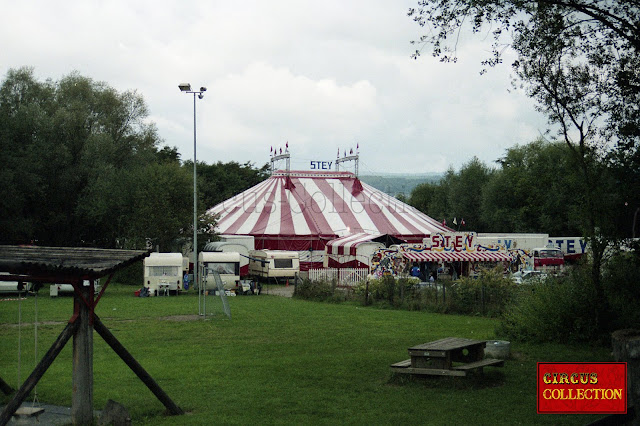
[0,245,150,279]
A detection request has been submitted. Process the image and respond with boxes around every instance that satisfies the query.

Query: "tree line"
[405,139,638,239]
[0,67,268,252]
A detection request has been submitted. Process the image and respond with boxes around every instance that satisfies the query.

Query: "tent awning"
[401,251,511,262]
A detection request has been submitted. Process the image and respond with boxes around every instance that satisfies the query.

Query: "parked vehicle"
[50,280,102,297]
[510,270,547,284]
[532,246,564,273]
[199,251,241,292]
[0,280,32,294]
[248,250,300,280]
[143,253,185,296]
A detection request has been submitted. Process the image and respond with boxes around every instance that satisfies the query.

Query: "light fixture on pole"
[179,83,207,316]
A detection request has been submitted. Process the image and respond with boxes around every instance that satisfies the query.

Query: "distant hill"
[359,173,442,197]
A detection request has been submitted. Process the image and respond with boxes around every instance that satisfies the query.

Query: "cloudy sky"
[1,0,549,174]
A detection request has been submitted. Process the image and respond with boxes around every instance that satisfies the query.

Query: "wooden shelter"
[0,245,183,425]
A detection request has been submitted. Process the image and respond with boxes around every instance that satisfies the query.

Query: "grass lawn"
[1,284,612,425]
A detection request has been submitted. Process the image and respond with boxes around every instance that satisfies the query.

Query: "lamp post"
[179,83,206,315]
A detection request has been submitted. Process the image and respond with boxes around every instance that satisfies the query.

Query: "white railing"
[308,268,369,287]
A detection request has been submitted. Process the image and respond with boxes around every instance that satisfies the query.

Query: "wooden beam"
[0,321,78,426]
[93,315,184,416]
[72,284,94,425]
[0,376,13,396]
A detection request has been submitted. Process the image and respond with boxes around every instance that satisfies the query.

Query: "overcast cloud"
[1,0,549,174]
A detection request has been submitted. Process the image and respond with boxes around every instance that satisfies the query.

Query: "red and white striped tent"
[324,233,384,269]
[207,170,452,269]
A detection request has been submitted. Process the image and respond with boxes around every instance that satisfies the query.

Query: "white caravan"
[248,250,300,279]
[143,253,184,296]
[199,251,241,291]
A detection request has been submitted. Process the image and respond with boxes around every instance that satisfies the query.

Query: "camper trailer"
[249,250,300,280]
[143,253,184,296]
[199,251,241,291]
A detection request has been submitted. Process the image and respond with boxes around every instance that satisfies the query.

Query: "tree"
[408,0,639,333]
[408,176,450,223]
[481,139,584,235]
[447,156,493,231]
[196,161,270,210]
[0,68,189,249]
[408,157,492,230]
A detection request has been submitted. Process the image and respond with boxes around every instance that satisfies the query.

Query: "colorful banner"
[537,362,627,414]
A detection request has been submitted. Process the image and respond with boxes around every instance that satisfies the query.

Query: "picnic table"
[390,337,504,377]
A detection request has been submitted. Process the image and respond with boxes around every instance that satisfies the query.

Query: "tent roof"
[326,233,405,256]
[208,171,451,241]
[0,245,150,280]
[401,251,512,262]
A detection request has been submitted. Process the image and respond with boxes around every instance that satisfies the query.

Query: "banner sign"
[537,362,627,414]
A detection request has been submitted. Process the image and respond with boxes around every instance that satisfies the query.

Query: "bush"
[294,278,335,301]
[497,267,599,343]
[112,260,144,286]
[602,251,640,330]
[498,251,640,344]
[448,268,515,317]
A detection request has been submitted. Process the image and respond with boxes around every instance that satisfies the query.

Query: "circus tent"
[207,170,451,269]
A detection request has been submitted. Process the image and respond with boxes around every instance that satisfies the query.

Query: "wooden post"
[72,283,94,425]
[93,316,184,415]
[0,376,12,396]
[0,321,78,426]
[612,329,640,423]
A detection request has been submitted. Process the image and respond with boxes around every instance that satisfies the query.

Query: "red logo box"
[537,362,627,414]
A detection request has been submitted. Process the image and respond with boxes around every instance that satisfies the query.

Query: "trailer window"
[274,258,293,269]
[206,262,239,275]
[147,266,179,276]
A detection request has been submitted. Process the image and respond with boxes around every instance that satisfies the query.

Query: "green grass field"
[1,285,612,425]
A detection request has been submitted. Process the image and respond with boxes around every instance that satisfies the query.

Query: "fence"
[308,268,369,287]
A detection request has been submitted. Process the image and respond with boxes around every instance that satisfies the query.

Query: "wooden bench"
[12,406,45,420]
[390,359,412,368]
[451,358,504,372]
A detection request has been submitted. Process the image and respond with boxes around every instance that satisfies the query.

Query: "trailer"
[248,250,300,281]
[143,253,184,296]
[203,242,251,276]
[199,251,241,291]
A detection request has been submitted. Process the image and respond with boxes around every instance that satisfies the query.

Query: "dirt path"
[261,285,295,297]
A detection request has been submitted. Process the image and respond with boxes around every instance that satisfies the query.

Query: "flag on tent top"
[461,218,466,226]
[453,217,457,225]
[442,219,446,226]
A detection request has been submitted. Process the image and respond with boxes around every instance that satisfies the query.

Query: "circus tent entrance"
[324,233,406,269]
[207,170,451,270]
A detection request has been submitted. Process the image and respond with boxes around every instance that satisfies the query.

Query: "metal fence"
[307,268,369,286]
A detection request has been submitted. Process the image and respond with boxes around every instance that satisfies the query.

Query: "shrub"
[602,251,640,330]
[294,278,335,301]
[113,260,144,286]
[497,267,599,343]
[448,268,515,317]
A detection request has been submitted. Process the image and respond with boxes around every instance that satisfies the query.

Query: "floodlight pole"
[179,83,207,316]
